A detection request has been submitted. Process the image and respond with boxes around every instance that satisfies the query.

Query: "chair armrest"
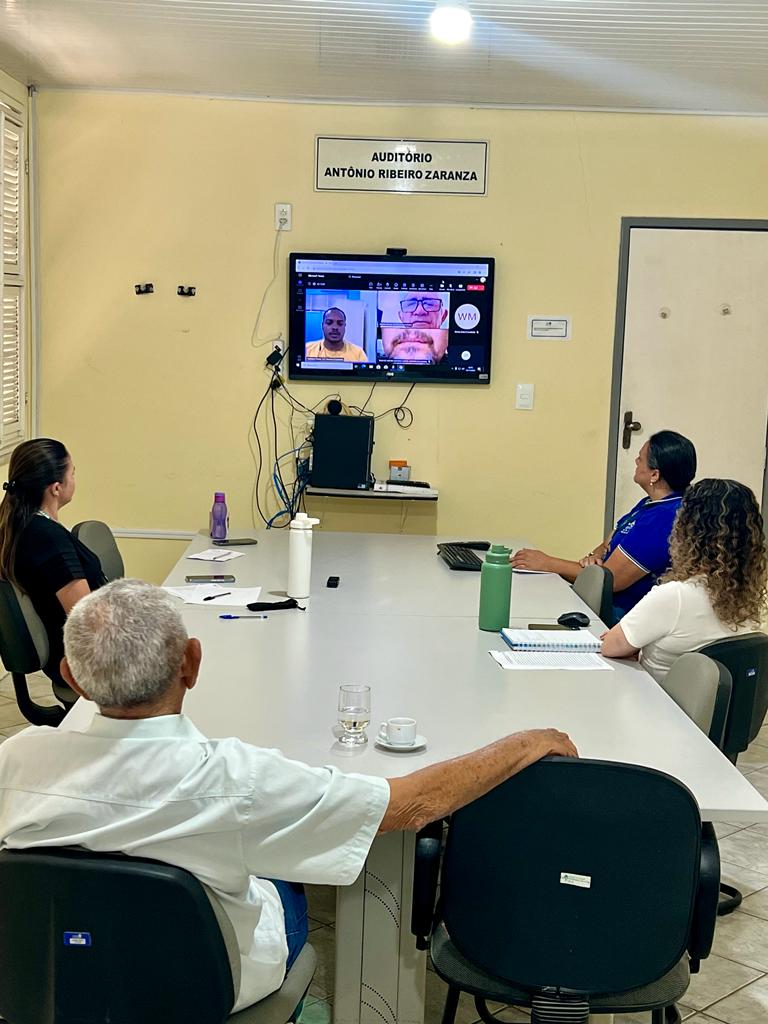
[688,822,720,972]
[410,821,443,950]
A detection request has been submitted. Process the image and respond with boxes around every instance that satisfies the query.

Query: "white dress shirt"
[0,713,390,1012]
[619,578,755,682]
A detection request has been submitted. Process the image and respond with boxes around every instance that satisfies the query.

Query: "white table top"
[67,529,768,823]
[165,531,597,621]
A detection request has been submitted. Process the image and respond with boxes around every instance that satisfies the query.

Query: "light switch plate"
[515,383,535,410]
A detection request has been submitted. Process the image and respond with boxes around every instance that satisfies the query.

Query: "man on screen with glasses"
[381,293,450,363]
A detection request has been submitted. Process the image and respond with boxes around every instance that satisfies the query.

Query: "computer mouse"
[557,611,591,630]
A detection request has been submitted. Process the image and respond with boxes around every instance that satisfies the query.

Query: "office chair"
[572,565,615,625]
[71,520,125,582]
[0,847,316,1024]
[412,757,719,1024]
[660,652,732,749]
[698,632,768,916]
[0,580,68,726]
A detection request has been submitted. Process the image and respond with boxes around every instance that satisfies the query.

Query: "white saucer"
[375,733,427,752]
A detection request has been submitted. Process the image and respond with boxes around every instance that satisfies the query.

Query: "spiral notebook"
[500,628,601,653]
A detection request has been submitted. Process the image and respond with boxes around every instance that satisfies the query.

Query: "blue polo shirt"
[606,494,682,617]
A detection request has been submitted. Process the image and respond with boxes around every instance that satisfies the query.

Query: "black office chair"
[71,520,125,582]
[0,847,316,1024]
[0,580,69,726]
[698,632,768,916]
[699,633,768,762]
[572,565,615,625]
[412,758,719,1024]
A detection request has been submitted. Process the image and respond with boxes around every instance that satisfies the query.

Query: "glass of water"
[338,684,371,746]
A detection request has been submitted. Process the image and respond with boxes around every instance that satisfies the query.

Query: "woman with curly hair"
[601,478,767,682]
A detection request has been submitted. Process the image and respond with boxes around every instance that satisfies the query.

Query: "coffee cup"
[379,717,417,746]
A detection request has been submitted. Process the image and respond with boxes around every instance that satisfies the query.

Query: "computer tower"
[311,414,374,490]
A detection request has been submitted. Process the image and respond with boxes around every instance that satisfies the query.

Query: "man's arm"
[379,728,577,833]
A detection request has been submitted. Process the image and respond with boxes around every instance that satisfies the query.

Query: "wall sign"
[315,137,488,196]
[527,316,572,341]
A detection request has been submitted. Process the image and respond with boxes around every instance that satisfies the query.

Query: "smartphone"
[212,538,258,546]
[527,623,570,630]
[185,574,236,583]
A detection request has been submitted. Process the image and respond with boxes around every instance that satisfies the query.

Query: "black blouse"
[14,514,106,684]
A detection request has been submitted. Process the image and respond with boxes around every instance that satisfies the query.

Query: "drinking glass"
[338,684,371,746]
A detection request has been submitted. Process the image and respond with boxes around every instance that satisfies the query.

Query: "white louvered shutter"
[1,115,22,278]
[0,286,23,447]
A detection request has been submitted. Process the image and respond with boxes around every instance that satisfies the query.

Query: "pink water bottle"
[210,492,228,540]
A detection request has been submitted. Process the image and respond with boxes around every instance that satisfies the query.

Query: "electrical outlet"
[275,203,292,231]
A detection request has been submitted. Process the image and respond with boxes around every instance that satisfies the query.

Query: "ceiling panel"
[0,1,767,112]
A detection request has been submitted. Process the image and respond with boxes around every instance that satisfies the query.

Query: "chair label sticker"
[63,931,92,947]
[560,872,591,889]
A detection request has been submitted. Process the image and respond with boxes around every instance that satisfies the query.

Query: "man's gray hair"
[63,579,189,708]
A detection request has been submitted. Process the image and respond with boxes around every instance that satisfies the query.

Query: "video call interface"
[288,255,494,384]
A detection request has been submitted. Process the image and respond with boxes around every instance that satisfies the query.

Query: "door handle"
[622,411,642,450]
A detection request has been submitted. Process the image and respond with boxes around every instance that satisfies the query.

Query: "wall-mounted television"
[288,253,494,384]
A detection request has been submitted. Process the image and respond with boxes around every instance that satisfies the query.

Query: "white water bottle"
[287,512,320,599]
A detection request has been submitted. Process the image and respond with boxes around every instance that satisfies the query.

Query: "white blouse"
[620,578,755,683]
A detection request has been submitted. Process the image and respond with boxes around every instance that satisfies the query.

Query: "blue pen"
[219,614,268,620]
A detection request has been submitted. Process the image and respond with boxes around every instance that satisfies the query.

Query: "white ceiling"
[1,1,768,114]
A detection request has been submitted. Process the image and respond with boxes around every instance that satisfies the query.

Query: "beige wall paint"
[34,91,768,583]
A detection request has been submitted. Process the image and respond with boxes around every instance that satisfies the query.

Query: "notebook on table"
[500,628,601,653]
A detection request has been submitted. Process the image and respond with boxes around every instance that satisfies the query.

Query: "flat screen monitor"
[288,253,494,384]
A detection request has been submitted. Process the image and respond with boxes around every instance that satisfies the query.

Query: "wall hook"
[721,303,732,316]
[135,283,154,295]
[177,286,196,297]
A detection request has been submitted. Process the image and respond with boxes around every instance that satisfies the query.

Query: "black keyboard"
[437,543,483,572]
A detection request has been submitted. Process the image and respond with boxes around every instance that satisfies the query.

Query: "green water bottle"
[478,544,513,632]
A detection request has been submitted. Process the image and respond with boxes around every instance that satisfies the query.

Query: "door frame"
[605,216,768,534]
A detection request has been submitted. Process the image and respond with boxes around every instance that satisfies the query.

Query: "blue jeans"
[270,879,309,972]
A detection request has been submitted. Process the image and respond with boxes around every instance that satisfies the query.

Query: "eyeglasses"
[400,297,443,313]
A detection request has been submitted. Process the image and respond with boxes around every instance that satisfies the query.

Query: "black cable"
[349,381,376,416]
[269,386,293,529]
[375,382,416,428]
[252,373,277,525]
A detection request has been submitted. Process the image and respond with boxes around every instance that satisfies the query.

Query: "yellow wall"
[34,91,768,582]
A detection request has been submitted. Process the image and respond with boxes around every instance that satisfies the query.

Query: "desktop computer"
[310,414,375,490]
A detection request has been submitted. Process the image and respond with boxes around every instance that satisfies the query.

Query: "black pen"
[203,591,231,602]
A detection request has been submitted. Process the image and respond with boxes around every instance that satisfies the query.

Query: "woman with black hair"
[0,439,105,704]
[512,429,697,618]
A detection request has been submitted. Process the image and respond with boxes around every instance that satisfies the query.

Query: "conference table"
[66,530,768,1024]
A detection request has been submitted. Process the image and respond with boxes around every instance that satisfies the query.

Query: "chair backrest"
[572,565,614,624]
[71,520,124,581]
[698,632,768,758]
[440,757,701,996]
[0,847,235,1024]
[661,652,733,747]
[0,579,47,674]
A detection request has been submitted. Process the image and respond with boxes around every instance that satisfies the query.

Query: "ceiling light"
[429,3,473,45]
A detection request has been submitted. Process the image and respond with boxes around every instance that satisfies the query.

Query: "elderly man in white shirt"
[0,579,577,1014]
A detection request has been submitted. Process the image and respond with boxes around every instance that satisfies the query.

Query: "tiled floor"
[302,722,768,1024]
[2,675,768,1023]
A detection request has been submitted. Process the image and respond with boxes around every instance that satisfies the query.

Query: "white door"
[613,227,768,520]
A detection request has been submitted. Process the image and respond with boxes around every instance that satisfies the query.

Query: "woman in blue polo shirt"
[512,430,697,618]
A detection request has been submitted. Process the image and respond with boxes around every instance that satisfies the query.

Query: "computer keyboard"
[437,543,484,572]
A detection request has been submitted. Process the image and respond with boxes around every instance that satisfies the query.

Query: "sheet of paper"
[165,585,262,607]
[512,568,556,575]
[490,649,613,671]
[187,549,243,562]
